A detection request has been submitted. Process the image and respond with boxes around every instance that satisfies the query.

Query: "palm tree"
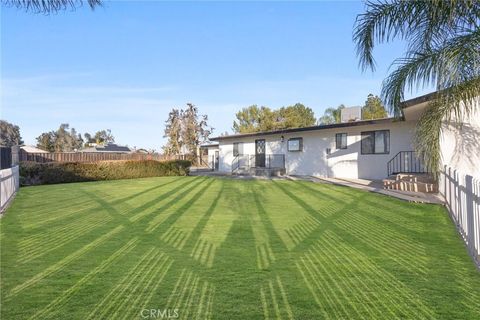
[354,0,480,173]
[318,105,345,125]
[1,0,101,14]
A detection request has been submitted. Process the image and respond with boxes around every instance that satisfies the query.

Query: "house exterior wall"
[218,120,417,180]
[439,102,480,177]
[438,99,480,265]
[207,147,219,168]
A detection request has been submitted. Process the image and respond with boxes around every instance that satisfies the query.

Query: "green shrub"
[20,160,191,186]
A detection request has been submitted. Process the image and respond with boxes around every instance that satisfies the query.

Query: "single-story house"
[81,143,132,153]
[210,92,480,181]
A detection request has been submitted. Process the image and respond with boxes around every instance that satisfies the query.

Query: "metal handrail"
[232,154,285,172]
[387,151,428,176]
[231,155,240,173]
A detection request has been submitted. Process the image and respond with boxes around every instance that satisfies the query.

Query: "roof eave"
[210,117,399,141]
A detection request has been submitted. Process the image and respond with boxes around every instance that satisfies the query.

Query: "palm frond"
[414,78,480,174]
[381,28,480,115]
[1,0,102,13]
[353,0,480,71]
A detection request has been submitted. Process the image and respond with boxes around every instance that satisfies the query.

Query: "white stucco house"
[210,92,480,181]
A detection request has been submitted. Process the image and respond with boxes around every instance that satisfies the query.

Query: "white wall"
[218,120,416,180]
[0,165,20,212]
[206,147,219,168]
[439,104,480,177]
[438,101,480,265]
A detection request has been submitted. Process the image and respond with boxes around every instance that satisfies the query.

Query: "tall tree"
[36,132,55,152]
[362,94,388,120]
[94,129,114,145]
[36,124,83,152]
[277,103,316,129]
[318,105,345,125]
[354,0,480,172]
[163,109,183,156]
[1,0,102,14]
[233,105,276,133]
[163,105,212,158]
[182,103,212,158]
[0,120,23,147]
[233,103,316,133]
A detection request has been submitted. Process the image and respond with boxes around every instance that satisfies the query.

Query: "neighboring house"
[20,145,49,153]
[210,91,480,182]
[81,143,132,153]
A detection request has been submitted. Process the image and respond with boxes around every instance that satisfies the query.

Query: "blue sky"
[1,1,422,150]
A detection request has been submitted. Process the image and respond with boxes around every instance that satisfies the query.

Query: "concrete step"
[391,173,435,183]
[383,178,438,193]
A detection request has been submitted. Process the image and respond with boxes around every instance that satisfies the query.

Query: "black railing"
[232,154,285,173]
[387,151,428,176]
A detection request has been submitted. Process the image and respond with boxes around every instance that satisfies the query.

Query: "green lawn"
[1,176,480,319]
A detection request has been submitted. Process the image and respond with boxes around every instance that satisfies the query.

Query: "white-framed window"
[335,133,347,149]
[233,142,243,156]
[287,138,303,152]
[361,130,390,154]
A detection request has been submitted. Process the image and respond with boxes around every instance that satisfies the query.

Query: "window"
[233,142,243,156]
[288,138,303,152]
[361,130,390,154]
[335,133,347,149]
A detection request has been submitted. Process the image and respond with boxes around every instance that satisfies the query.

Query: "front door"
[255,139,266,167]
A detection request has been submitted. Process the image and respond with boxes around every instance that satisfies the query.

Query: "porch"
[232,154,286,177]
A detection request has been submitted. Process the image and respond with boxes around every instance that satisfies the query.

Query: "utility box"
[341,106,362,123]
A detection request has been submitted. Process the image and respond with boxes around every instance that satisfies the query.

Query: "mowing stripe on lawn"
[124,258,174,320]
[162,179,223,251]
[130,177,205,223]
[18,212,113,264]
[260,275,294,320]
[166,268,215,320]
[146,177,214,233]
[297,231,435,319]
[334,211,428,276]
[30,238,139,319]
[86,247,158,319]
[20,200,99,230]
[86,247,173,320]
[8,225,124,297]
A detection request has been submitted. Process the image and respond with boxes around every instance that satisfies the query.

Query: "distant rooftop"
[21,145,49,153]
[81,143,131,153]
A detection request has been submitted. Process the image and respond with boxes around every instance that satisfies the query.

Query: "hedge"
[20,160,191,186]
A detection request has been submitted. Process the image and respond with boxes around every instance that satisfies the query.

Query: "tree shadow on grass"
[147,178,216,235]
[109,178,183,206]
[182,180,224,254]
[128,177,203,223]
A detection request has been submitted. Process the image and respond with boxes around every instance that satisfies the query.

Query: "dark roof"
[211,91,439,141]
[210,117,399,141]
[200,142,219,148]
[82,143,131,153]
[401,91,437,109]
[99,144,131,152]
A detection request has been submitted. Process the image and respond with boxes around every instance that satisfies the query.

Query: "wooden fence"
[440,165,480,267]
[19,151,187,163]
